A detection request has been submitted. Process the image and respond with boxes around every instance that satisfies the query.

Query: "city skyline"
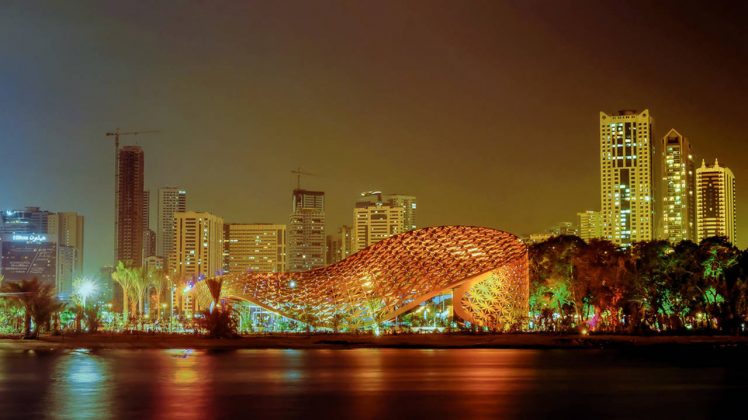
[1,1,746,275]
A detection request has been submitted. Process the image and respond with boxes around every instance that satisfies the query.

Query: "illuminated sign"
[11,234,48,243]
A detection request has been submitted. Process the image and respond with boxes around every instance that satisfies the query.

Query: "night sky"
[1,1,746,274]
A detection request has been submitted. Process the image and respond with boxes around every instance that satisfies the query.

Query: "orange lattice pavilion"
[212,226,528,331]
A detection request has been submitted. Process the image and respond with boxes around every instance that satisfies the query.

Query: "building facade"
[1,208,84,299]
[577,210,602,242]
[172,211,224,281]
[288,189,326,272]
[157,187,187,269]
[661,129,696,243]
[356,192,417,232]
[352,203,404,252]
[600,110,654,247]
[326,225,353,265]
[0,233,57,287]
[116,146,145,267]
[224,223,286,273]
[47,212,85,299]
[695,159,736,244]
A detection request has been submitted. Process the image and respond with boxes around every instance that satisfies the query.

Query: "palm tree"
[0,278,47,338]
[111,261,133,320]
[85,304,102,333]
[131,267,150,318]
[148,269,168,320]
[70,303,86,333]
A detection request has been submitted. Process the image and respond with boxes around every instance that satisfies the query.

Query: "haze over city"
[1,1,746,272]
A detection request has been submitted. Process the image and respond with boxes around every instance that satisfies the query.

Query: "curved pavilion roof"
[220,225,528,330]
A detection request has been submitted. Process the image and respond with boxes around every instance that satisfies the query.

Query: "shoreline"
[2,333,748,351]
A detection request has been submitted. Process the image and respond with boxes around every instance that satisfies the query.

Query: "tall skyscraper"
[386,194,417,231]
[172,211,224,281]
[577,210,602,242]
[326,225,353,264]
[47,212,85,299]
[600,109,654,247]
[173,211,223,314]
[0,207,53,235]
[142,190,156,259]
[696,159,736,244]
[661,129,696,243]
[352,193,405,252]
[224,223,286,273]
[116,146,145,267]
[157,187,187,268]
[356,192,417,232]
[0,208,80,297]
[288,189,326,272]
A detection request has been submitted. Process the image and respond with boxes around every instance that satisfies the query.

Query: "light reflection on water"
[45,349,112,420]
[0,347,745,419]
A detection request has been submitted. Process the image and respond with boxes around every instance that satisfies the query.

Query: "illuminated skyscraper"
[326,225,353,264]
[224,223,286,273]
[142,190,155,258]
[157,187,187,269]
[116,146,145,267]
[696,159,736,244]
[600,110,654,246]
[353,192,405,252]
[385,194,417,231]
[661,129,695,243]
[577,210,602,241]
[288,189,326,272]
[1,208,83,298]
[47,212,85,299]
[172,211,224,281]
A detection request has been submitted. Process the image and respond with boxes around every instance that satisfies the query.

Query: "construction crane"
[106,129,159,265]
[291,167,315,189]
[106,128,160,152]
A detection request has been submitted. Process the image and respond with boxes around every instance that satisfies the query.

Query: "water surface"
[0,347,745,419]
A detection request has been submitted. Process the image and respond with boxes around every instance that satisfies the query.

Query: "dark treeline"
[529,235,748,334]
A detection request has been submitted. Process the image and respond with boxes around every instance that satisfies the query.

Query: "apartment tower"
[600,110,654,246]
[695,159,736,244]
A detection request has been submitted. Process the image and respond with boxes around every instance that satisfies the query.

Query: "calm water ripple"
[0,347,745,419]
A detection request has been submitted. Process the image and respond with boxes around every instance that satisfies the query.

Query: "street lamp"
[77,280,97,308]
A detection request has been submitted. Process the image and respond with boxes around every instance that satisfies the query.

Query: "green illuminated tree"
[0,277,61,338]
[111,262,134,320]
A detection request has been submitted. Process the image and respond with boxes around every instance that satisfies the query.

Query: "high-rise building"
[0,207,53,235]
[172,211,223,315]
[224,223,286,273]
[172,211,224,281]
[600,109,654,247]
[0,230,56,289]
[47,212,85,299]
[326,225,353,264]
[578,211,602,242]
[288,189,326,272]
[352,193,405,252]
[157,187,187,269]
[144,255,164,272]
[141,190,156,258]
[99,265,115,302]
[116,146,145,267]
[386,194,417,231]
[0,208,82,298]
[356,192,417,232]
[661,129,696,243]
[696,159,736,244]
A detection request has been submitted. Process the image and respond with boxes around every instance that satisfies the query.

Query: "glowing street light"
[77,280,97,308]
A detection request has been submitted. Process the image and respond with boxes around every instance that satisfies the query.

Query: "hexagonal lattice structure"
[220,226,528,330]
